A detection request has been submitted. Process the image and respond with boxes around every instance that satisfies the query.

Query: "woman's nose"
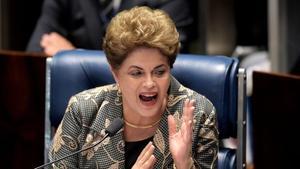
[144,76,155,88]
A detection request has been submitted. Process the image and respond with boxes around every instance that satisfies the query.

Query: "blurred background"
[3,0,299,74]
[3,0,299,73]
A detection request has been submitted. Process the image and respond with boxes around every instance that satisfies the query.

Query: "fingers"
[40,34,50,48]
[40,32,76,56]
[181,116,193,143]
[168,99,194,167]
[137,141,153,161]
[134,142,156,169]
[182,99,195,124]
[40,33,58,56]
[40,32,59,46]
[183,99,195,140]
[168,99,194,141]
[168,115,177,137]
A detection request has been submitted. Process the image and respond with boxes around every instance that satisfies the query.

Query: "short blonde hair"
[103,6,180,69]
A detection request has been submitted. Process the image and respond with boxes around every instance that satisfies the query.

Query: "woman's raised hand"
[132,142,156,169]
[168,99,195,169]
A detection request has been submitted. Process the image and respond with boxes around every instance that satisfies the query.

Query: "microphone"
[105,118,124,137]
[34,118,123,169]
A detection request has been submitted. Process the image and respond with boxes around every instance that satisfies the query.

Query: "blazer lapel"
[152,110,174,168]
[83,85,126,168]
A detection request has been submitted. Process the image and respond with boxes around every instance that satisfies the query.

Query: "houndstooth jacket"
[48,76,218,169]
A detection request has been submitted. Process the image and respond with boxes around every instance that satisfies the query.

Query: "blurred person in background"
[26,0,194,56]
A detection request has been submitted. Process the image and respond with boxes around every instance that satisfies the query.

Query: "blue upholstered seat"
[45,49,246,169]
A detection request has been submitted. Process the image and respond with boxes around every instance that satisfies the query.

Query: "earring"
[116,83,122,96]
[115,83,122,106]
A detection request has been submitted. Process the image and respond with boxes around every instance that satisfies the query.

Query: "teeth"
[140,93,157,97]
[139,94,157,102]
[143,94,155,97]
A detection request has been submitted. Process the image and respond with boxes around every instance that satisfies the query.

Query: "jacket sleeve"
[26,0,68,52]
[193,97,219,169]
[155,0,194,52]
[48,96,82,169]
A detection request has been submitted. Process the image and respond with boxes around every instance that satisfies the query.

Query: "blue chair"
[44,49,246,169]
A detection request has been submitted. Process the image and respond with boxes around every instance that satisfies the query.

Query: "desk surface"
[0,49,47,57]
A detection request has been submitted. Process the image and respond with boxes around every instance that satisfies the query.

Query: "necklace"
[124,118,161,129]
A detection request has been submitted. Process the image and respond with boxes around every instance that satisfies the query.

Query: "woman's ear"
[109,65,119,84]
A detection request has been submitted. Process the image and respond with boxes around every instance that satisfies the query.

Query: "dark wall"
[6,0,43,50]
[287,0,300,74]
[234,0,268,48]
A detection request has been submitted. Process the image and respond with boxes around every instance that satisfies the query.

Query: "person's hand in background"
[40,32,75,56]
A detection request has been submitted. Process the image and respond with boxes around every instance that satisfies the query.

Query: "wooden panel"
[252,71,300,169]
[0,50,47,169]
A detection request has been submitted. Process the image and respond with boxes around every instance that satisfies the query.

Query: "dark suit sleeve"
[26,0,68,52]
[154,0,194,52]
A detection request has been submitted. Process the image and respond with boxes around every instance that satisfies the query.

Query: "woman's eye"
[130,70,143,77]
[154,69,166,76]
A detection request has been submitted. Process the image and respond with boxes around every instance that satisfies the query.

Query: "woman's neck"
[122,103,164,127]
[122,107,163,142]
[123,125,157,142]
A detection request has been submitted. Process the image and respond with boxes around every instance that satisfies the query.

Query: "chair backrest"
[45,49,246,169]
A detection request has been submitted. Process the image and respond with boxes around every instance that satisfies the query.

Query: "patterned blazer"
[49,76,218,169]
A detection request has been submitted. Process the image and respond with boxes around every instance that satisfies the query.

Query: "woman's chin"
[138,100,164,117]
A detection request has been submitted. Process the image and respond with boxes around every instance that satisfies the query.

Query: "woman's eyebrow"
[128,65,143,70]
[154,64,166,69]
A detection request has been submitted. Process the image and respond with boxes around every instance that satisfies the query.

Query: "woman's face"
[112,47,170,119]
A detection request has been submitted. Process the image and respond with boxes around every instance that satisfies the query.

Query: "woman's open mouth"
[139,93,158,106]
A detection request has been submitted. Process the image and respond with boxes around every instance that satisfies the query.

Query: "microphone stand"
[34,133,109,169]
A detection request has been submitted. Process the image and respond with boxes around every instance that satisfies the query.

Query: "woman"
[49,6,218,169]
